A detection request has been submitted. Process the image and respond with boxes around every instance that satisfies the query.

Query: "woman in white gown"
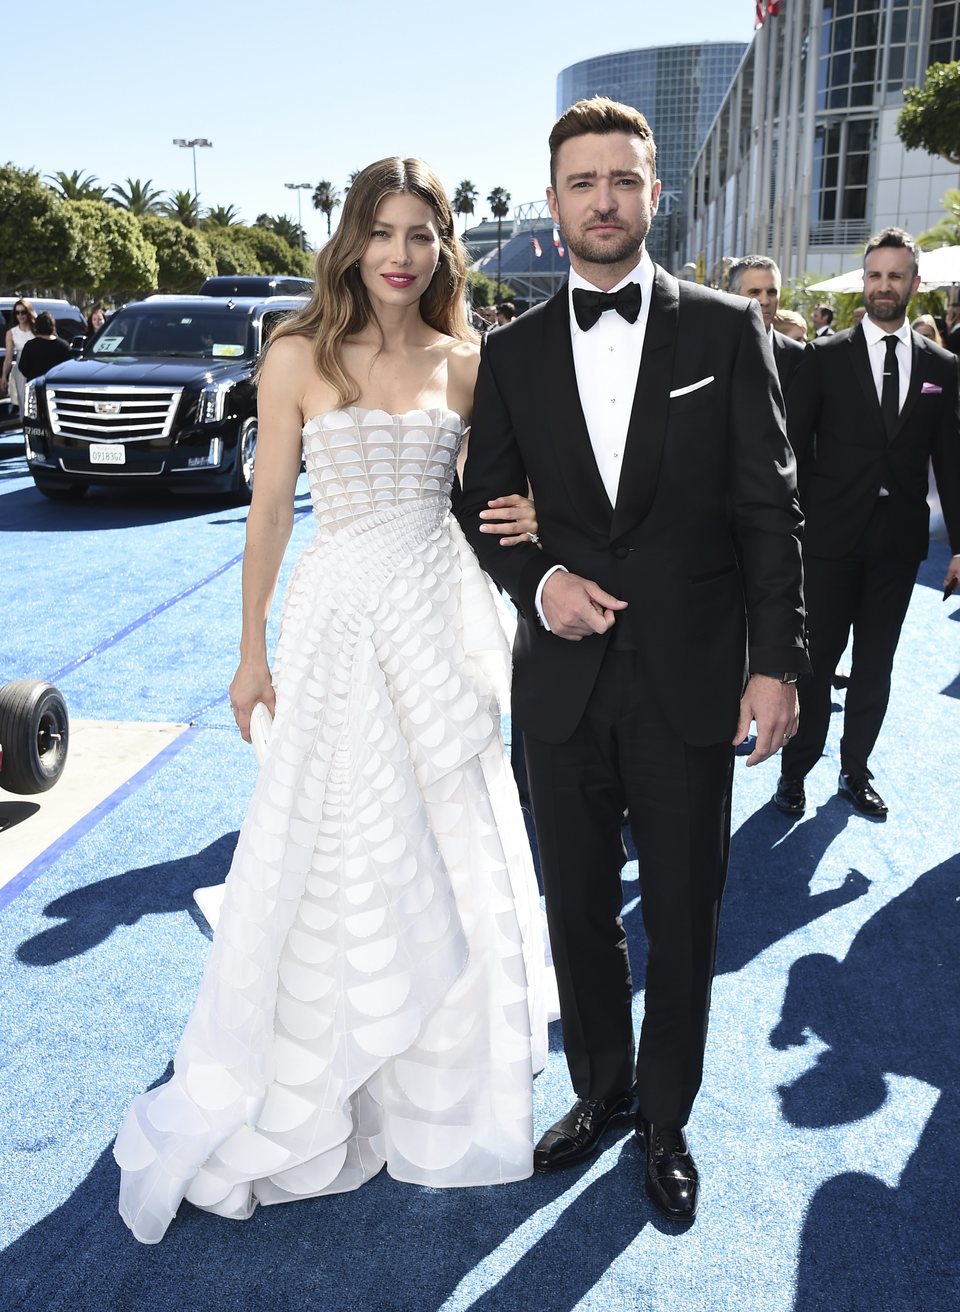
[114,158,553,1243]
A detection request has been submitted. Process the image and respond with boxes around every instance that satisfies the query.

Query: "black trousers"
[523,647,734,1130]
[782,503,919,782]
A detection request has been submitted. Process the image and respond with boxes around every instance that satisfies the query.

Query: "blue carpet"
[1,445,958,1311]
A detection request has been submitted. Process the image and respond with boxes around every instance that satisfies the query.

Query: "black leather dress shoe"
[534,1091,635,1172]
[637,1117,699,1220]
[773,775,806,815]
[838,772,887,817]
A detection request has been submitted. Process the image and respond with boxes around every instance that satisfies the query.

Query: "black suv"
[22,294,305,501]
[198,275,313,297]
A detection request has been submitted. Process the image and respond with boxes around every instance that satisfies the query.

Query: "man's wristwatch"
[757,671,800,684]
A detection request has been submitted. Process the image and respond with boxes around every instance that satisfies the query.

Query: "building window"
[929,0,960,65]
[819,0,885,110]
[811,117,876,242]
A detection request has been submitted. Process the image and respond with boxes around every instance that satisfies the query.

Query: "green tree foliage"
[233,226,312,277]
[204,204,243,228]
[0,164,73,290]
[110,177,164,215]
[57,200,158,298]
[918,188,960,248]
[161,189,203,228]
[487,187,512,299]
[312,180,341,237]
[203,226,263,276]
[896,62,960,165]
[139,215,216,292]
[453,180,478,231]
[45,169,108,201]
[253,213,307,249]
[466,270,516,307]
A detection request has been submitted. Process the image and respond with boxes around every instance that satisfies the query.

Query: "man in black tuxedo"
[458,98,808,1221]
[775,228,960,819]
[727,255,804,396]
[945,301,960,356]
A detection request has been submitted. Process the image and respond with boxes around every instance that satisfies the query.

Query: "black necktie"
[881,334,900,438]
[572,282,643,332]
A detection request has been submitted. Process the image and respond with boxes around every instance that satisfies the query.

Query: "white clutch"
[249,701,274,765]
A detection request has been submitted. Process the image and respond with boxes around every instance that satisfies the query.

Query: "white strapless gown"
[114,408,553,1244]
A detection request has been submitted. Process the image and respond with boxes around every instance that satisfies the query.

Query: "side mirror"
[70,334,87,353]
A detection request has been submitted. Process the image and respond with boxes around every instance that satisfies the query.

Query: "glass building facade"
[685,1,960,278]
[557,43,746,267]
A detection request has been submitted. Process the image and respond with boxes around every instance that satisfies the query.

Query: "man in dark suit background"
[727,255,804,396]
[458,97,808,1222]
[775,228,960,819]
[812,303,835,337]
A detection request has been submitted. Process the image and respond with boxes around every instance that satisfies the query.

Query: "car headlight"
[23,382,38,420]
[198,381,234,424]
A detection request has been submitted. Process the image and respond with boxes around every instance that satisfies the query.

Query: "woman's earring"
[354,260,360,270]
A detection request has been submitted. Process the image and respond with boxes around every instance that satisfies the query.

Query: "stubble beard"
[865,291,910,323]
[562,217,648,269]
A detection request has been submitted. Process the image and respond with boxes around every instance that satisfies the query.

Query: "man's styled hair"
[549,97,656,186]
[33,311,57,336]
[814,303,834,324]
[726,255,782,295]
[496,302,517,321]
[863,227,920,279]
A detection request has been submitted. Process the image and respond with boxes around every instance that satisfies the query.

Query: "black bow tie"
[572,282,643,331]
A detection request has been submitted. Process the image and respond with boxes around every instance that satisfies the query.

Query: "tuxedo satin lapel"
[541,287,613,533]
[890,334,924,441]
[848,326,885,437]
[610,266,679,541]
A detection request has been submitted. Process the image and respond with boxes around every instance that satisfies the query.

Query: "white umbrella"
[917,245,960,287]
[808,269,863,293]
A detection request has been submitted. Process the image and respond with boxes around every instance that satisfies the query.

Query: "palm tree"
[345,170,360,192]
[271,214,307,248]
[487,186,511,299]
[312,180,341,237]
[204,203,243,228]
[46,169,108,201]
[110,177,164,215]
[453,180,479,232]
[161,189,202,228]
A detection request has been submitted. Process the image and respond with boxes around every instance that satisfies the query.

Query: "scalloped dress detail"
[114,407,553,1243]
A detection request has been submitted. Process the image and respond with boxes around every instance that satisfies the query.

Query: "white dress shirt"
[861,314,912,496]
[535,254,655,628]
[861,314,912,410]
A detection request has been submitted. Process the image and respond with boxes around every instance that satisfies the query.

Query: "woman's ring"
[528,532,540,544]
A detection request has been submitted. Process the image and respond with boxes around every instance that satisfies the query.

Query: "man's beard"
[563,220,647,267]
[864,289,911,322]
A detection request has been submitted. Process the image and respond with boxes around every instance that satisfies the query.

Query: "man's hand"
[734,674,800,766]
[944,554,960,595]
[541,571,627,640]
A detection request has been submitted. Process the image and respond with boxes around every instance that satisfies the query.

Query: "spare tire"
[0,680,70,794]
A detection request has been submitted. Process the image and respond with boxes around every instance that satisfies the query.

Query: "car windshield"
[91,309,250,359]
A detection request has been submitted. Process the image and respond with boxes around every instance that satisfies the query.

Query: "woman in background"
[1,298,37,414]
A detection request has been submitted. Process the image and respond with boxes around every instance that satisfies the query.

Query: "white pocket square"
[669,376,715,398]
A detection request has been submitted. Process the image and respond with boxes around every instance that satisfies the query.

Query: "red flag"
[531,234,542,258]
[756,0,780,24]
[553,226,565,259]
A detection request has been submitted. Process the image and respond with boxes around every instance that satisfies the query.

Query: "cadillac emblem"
[94,401,122,415]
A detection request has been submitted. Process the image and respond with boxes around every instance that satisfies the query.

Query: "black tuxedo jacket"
[772,329,804,396]
[787,325,960,561]
[458,267,809,745]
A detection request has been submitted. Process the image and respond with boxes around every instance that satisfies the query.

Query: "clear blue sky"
[9,1,757,249]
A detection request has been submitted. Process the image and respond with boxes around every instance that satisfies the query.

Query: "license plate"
[89,443,125,465]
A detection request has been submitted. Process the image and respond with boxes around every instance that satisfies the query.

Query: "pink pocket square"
[921,382,943,394]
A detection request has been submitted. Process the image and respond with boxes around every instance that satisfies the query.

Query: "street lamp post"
[172,137,213,203]
[285,182,312,249]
